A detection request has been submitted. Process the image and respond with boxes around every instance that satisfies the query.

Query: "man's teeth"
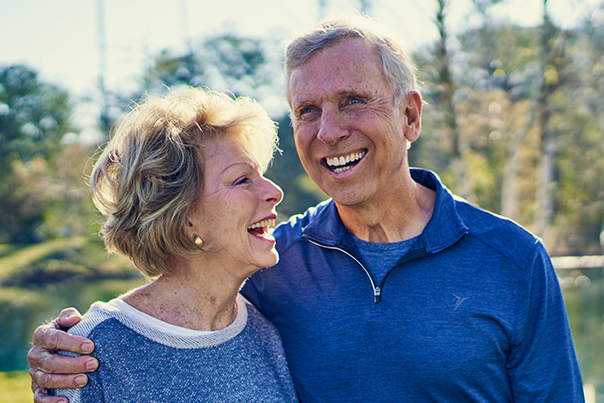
[248,218,275,230]
[325,151,366,173]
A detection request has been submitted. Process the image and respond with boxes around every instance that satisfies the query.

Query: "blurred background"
[0,0,603,401]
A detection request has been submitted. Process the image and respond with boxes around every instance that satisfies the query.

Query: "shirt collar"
[301,169,468,253]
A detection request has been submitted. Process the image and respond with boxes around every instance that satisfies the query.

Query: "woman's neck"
[121,257,247,331]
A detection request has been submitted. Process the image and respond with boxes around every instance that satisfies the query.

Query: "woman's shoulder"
[66,301,120,339]
[239,294,282,341]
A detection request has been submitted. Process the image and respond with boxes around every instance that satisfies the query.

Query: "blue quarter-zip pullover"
[242,169,583,403]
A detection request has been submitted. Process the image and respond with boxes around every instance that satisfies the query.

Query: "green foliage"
[562,278,604,390]
[0,65,76,243]
[0,237,87,283]
[141,33,282,104]
[0,65,72,168]
[266,115,327,219]
[414,7,604,254]
[0,143,98,244]
[1,10,603,253]
[0,160,46,243]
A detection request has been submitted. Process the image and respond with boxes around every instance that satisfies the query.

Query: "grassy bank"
[0,371,32,402]
[0,238,144,372]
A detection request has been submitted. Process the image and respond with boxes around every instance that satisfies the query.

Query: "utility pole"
[359,0,372,15]
[97,0,110,139]
[318,0,328,21]
[180,0,192,54]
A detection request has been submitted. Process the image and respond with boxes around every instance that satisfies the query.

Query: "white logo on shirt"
[453,294,470,310]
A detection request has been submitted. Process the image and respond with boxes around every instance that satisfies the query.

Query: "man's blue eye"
[350,98,361,104]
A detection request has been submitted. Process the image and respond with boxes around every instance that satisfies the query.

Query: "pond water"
[0,277,146,371]
[1,274,603,399]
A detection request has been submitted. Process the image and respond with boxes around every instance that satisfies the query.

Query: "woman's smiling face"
[189,135,283,274]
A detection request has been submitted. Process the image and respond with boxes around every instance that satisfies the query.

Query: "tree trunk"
[434,0,472,199]
[501,129,523,220]
[532,0,558,238]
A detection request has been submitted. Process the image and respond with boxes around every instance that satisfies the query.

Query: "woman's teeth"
[248,219,275,235]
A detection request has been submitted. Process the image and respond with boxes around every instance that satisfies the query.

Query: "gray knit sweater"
[51,294,298,402]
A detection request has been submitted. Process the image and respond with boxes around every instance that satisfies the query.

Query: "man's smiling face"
[288,38,418,209]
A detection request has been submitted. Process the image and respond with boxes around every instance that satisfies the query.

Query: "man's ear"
[402,91,422,142]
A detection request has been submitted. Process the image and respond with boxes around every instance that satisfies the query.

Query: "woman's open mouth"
[247,218,275,238]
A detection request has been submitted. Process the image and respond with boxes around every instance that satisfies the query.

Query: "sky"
[1,0,602,141]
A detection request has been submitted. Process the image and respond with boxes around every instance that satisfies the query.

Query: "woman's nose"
[263,178,283,206]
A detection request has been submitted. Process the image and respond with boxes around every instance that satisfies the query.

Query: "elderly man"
[29,17,584,402]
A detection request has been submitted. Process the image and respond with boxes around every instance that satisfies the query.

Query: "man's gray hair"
[284,16,418,105]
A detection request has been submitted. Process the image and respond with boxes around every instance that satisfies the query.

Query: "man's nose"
[317,108,349,145]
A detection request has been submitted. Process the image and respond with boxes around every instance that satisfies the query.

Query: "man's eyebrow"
[337,90,363,97]
[294,89,367,106]
[292,100,315,114]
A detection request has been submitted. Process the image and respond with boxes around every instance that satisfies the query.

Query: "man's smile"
[324,150,367,173]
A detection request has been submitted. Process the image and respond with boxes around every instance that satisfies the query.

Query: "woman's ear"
[185,216,197,239]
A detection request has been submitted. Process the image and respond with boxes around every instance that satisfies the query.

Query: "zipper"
[305,239,382,303]
[306,238,429,303]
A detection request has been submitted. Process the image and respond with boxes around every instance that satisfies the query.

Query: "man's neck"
[335,177,436,244]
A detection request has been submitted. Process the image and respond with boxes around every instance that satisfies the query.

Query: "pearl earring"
[194,236,203,248]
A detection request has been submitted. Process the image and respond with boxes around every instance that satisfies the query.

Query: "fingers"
[33,383,68,403]
[55,308,83,330]
[31,367,89,390]
[32,373,84,403]
[32,322,95,355]
[28,343,98,376]
[28,308,95,402]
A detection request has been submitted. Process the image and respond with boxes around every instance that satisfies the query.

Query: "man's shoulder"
[274,199,332,250]
[454,197,542,265]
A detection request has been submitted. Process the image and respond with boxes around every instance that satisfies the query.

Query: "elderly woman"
[49,88,297,402]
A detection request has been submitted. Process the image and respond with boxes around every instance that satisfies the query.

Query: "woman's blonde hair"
[90,88,278,277]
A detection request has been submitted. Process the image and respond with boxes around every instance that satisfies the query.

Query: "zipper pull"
[374,286,382,303]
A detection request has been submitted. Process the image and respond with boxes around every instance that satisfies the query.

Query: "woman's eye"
[235,177,249,186]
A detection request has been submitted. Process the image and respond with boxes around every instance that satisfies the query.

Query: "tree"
[433,0,470,198]
[533,0,563,239]
[413,2,604,255]
[0,65,74,243]
[0,65,71,170]
[141,33,283,108]
[456,17,541,220]
[265,116,327,219]
[546,5,604,254]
